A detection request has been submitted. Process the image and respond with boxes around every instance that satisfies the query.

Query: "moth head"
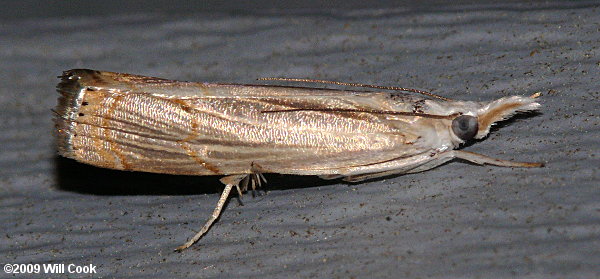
[432,93,540,143]
[457,93,541,140]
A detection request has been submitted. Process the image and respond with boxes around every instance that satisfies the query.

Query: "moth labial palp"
[53,69,544,251]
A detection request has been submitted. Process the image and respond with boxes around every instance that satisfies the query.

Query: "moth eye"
[452,115,478,140]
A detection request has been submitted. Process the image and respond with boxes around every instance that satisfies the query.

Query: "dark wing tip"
[54,69,93,158]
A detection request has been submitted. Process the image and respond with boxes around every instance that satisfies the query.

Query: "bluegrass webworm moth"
[53,69,543,251]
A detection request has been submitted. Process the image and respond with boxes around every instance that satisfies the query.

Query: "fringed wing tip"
[54,69,94,159]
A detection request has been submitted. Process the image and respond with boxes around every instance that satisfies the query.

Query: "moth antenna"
[258,77,452,101]
[262,108,460,120]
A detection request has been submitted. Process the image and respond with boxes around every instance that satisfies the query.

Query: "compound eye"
[452,115,478,140]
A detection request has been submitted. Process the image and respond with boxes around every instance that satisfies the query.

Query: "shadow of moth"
[53,69,543,251]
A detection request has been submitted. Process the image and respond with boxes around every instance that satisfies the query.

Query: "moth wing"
[56,69,436,176]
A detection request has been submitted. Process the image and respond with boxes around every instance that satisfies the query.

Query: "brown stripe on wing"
[71,123,226,175]
[170,99,222,174]
[177,142,221,174]
[250,97,384,122]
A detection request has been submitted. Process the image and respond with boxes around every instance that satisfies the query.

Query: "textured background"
[1,1,599,278]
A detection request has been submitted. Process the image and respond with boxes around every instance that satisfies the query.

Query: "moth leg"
[250,163,268,195]
[337,152,452,182]
[175,174,247,252]
[452,150,544,168]
[236,175,251,205]
[251,173,263,188]
[250,176,256,192]
[257,172,267,184]
[339,149,543,182]
[341,161,439,182]
[239,175,250,193]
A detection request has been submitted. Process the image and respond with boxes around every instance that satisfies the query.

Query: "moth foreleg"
[342,162,436,182]
[338,149,543,183]
[175,174,247,252]
[452,150,544,168]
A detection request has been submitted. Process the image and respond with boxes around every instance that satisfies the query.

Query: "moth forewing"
[53,69,543,251]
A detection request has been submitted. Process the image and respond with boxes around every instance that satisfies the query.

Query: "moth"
[54,69,543,251]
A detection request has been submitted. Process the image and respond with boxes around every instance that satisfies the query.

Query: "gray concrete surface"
[1,2,599,278]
